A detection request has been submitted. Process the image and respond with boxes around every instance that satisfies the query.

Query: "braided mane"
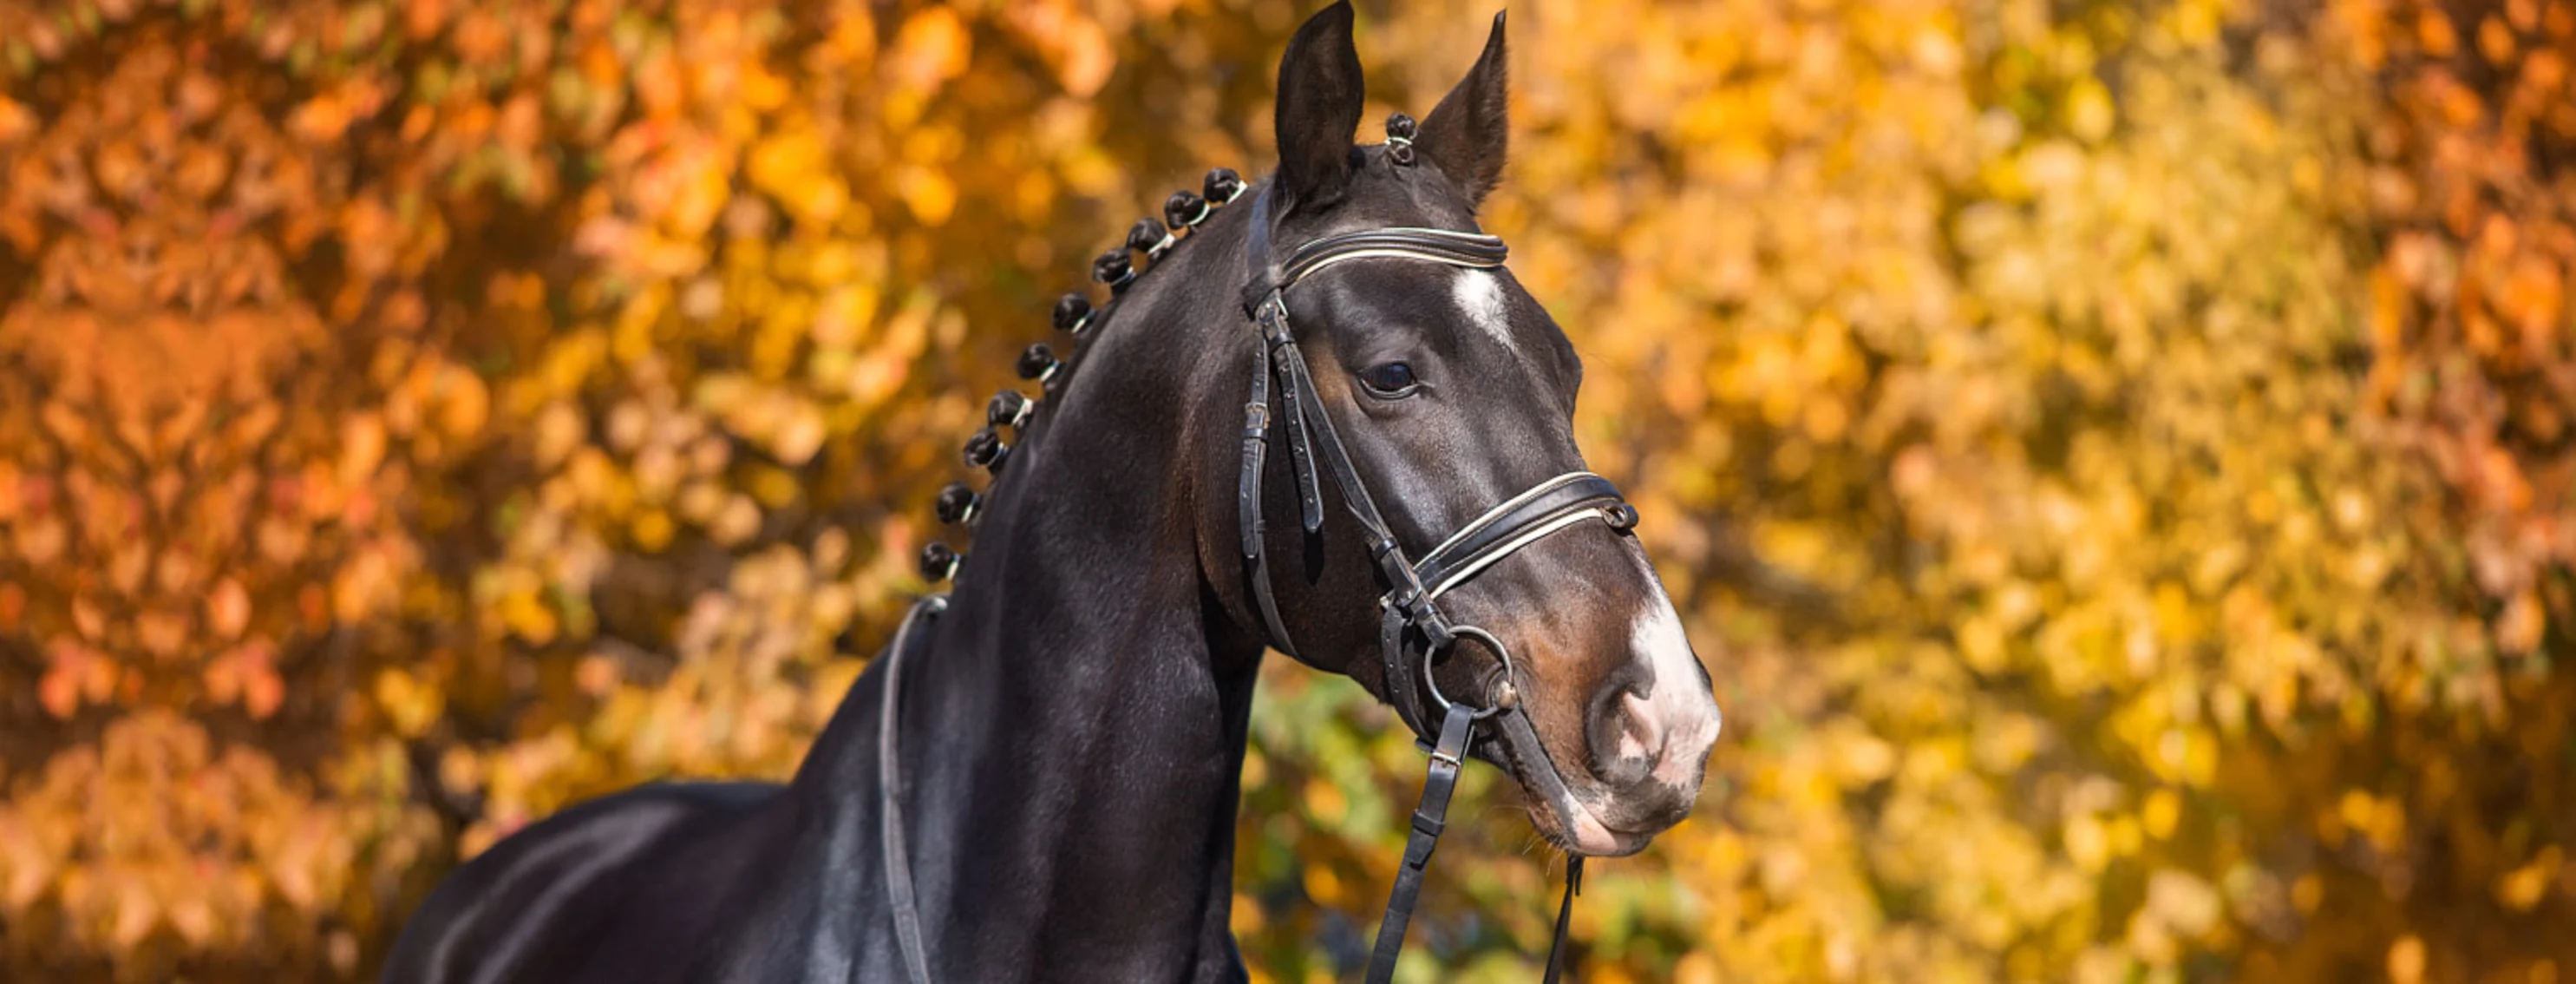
[915,168,1252,582]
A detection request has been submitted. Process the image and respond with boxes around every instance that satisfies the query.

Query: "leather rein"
[873,187,1638,983]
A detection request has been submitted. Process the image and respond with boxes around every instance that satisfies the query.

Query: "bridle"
[1232,187,1638,984]
[873,183,1639,984]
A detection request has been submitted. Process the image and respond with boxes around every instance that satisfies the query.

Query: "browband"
[1279,227,1509,286]
[1239,197,1509,318]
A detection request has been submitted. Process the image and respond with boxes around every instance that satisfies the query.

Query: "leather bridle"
[873,187,1638,984]
[1234,187,1637,984]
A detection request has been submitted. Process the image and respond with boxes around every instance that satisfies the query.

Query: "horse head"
[1189,2,1724,857]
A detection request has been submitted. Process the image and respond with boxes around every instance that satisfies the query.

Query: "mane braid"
[919,167,1251,583]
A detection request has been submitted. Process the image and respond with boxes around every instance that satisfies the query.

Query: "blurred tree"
[0,0,2567,981]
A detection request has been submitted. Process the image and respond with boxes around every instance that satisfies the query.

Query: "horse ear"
[1273,1,1365,213]
[1416,11,1509,207]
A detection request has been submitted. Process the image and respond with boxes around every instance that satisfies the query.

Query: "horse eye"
[1359,362,1418,395]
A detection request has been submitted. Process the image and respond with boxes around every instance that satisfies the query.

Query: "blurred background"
[1,0,2572,981]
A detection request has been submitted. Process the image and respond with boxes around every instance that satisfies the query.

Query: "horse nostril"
[1621,692,1666,761]
[1585,680,1661,786]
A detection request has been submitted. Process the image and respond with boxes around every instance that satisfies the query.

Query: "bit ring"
[1423,624,1515,720]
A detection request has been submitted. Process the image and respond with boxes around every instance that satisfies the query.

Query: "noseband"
[1235,189,1636,983]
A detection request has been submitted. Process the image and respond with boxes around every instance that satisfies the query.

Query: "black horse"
[384,5,1722,981]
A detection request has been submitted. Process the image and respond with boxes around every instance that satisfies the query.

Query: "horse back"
[382,781,781,984]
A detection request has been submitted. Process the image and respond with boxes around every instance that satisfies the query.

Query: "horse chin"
[1490,731,1660,857]
[1524,794,1656,857]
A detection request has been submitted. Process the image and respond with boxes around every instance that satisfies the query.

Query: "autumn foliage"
[0,0,2571,981]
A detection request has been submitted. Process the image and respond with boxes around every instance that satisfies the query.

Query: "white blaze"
[1628,560,1722,786]
[1452,270,1518,353]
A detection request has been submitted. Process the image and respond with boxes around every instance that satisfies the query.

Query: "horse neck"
[816,211,1271,971]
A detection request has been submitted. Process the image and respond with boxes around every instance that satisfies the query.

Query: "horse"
[382,4,1723,981]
